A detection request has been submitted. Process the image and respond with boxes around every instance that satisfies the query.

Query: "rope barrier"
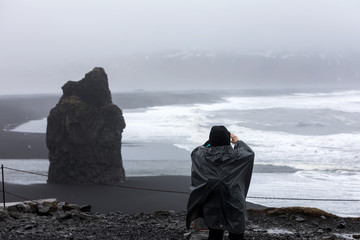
[2,166,190,195]
[3,166,48,177]
[2,166,360,202]
[103,183,189,195]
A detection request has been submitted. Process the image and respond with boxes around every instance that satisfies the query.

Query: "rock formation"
[46,67,126,184]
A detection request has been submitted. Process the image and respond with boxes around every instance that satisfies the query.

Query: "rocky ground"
[0,200,359,240]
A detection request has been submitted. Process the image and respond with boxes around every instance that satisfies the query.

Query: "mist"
[1,0,360,94]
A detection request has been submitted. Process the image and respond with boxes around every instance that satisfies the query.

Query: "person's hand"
[230,133,239,143]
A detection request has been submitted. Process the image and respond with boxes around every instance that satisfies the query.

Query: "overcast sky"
[1,0,360,94]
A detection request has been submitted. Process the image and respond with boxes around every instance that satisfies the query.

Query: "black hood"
[209,126,230,147]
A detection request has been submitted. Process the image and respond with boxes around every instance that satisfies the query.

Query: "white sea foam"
[8,118,47,133]
[9,113,360,173]
[197,90,360,113]
[247,171,360,217]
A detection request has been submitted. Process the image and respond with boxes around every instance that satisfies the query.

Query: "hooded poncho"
[186,140,254,234]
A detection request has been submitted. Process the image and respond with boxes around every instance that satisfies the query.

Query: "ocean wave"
[198,90,360,113]
[292,90,360,97]
[9,90,360,173]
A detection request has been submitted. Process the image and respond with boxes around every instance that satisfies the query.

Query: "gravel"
[1,201,359,240]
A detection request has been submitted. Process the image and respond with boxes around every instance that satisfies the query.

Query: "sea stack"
[46,67,126,184]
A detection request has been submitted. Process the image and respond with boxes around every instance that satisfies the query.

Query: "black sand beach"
[3,176,264,214]
[0,95,58,159]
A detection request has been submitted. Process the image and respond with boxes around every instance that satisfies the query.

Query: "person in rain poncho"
[186,126,255,240]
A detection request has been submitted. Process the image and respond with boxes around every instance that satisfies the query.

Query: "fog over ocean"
[3,89,360,217]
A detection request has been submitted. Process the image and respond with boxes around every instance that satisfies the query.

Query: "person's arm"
[230,133,239,143]
[231,133,254,154]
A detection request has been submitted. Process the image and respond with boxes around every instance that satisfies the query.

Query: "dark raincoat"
[186,140,254,234]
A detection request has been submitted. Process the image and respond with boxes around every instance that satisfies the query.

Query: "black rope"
[3,166,47,177]
[101,182,189,195]
[4,190,38,204]
[3,166,360,202]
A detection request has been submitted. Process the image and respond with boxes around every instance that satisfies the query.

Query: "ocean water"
[3,89,360,217]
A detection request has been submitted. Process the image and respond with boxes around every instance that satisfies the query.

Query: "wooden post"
[1,165,5,208]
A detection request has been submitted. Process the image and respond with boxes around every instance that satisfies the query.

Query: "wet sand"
[0,94,58,159]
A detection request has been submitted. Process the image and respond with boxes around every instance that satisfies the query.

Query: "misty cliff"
[23,50,360,93]
[95,50,360,90]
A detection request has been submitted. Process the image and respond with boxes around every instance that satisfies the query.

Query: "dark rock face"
[46,67,126,184]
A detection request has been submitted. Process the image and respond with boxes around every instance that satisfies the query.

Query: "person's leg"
[208,228,224,240]
[228,232,244,240]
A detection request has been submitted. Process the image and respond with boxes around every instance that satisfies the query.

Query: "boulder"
[6,203,32,213]
[46,67,126,184]
[0,210,10,221]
